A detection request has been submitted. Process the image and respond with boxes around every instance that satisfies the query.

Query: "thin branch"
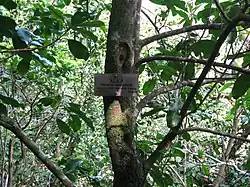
[140,23,224,47]
[137,55,250,75]
[0,115,75,187]
[141,9,160,34]
[213,0,232,22]
[178,127,250,143]
[0,28,70,54]
[132,78,234,123]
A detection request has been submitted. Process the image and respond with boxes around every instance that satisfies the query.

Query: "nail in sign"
[94,74,138,96]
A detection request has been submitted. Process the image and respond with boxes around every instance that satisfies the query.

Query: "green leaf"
[201,165,210,176]
[68,114,81,131]
[56,119,71,135]
[48,6,65,22]
[0,15,16,38]
[68,39,89,60]
[79,20,105,27]
[64,0,71,5]
[232,74,250,99]
[71,11,89,27]
[190,40,216,58]
[0,94,21,107]
[227,28,237,44]
[184,63,195,80]
[80,30,98,42]
[164,173,174,185]
[182,132,191,141]
[143,79,156,95]
[1,0,17,10]
[0,103,8,115]
[38,97,54,106]
[17,57,31,75]
[80,113,94,131]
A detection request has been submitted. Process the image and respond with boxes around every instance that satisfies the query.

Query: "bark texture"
[103,0,145,186]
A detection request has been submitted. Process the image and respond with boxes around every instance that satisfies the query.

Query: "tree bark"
[103,0,146,186]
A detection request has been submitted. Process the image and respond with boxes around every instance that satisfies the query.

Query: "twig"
[137,55,250,74]
[178,127,250,143]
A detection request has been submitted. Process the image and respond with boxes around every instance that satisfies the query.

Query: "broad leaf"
[71,11,89,27]
[1,0,17,10]
[0,103,8,115]
[184,63,195,80]
[68,39,89,60]
[0,15,16,38]
[143,79,156,95]
[232,74,250,99]
[68,114,81,131]
[38,97,54,106]
[80,113,94,131]
[17,57,31,75]
[56,119,71,135]
[0,94,22,107]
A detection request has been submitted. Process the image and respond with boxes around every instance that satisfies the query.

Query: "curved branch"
[137,55,250,75]
[178,127,250,143]
[132,78,234,123]
[140,23,224,47]
[213,0,231,22]
[0,115,75,187]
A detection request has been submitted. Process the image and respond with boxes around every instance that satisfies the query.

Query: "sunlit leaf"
[143,79,156,95]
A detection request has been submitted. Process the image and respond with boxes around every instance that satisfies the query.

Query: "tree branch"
[137,55,250,75]
[140,23,224,47]
[0,115,75,187]
[132,78,234,124]
[178,127,250,143]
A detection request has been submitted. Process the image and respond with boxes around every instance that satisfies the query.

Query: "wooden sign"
[94,74,138,96]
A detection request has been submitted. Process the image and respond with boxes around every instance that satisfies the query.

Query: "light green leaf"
[143,79,156,95]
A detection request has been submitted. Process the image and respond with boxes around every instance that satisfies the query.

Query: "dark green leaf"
[232,74,250,99]
[182,132,191,141]
[143,79,156,95]
[0,94,21,107]
[0,103,8,115]
[227,28,237,44]
[80,30,98,42]
[150,167,164,187]
[68,114,81,131]
[80,113,94,131]
[71,11,89,27]
[184,63,195,80]
[79,20,105,27]
[190,40,216,58]
[64,0,71,5]
[164,173,174,185]
[0,15,16,38]
[172,147,185,158]
[56,119,71,135]
[68,39,89,60]
[2,0,17,10]
[38,97,54,106]
[48,6,65,22]
[17,57,31,75]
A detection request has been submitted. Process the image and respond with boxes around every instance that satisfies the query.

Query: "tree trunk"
[103,0,146,186]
